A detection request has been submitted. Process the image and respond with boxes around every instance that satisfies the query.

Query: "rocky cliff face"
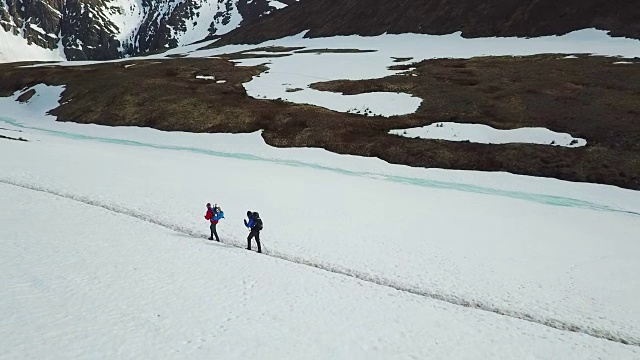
[130,0,297,55]
[1,0,64,50]
[0,0,296,61]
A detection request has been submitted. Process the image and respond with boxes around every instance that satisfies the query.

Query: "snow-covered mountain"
[0,0,297,62]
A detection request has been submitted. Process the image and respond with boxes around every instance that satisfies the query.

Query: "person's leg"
[209,223,214,240]
[212,223,220,242]
[247,231,254,250]
[256,231,262,253]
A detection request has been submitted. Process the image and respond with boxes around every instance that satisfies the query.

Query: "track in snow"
[2,178,638,348]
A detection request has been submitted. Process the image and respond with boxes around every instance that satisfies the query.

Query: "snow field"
[1,125,639,345]
[2,184,640,359]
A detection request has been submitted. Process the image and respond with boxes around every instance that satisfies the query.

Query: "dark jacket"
[244,212,263,230]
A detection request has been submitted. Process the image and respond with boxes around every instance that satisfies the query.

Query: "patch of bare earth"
[1,55,638,189]
[310,55,640,189]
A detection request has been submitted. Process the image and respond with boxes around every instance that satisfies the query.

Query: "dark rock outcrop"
[216,0,640,46]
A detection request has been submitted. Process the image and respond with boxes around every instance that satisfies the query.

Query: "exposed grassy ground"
[1,59,275,133]
[212,0,640,46]
[1,55,638,189]
[310,55,640,188]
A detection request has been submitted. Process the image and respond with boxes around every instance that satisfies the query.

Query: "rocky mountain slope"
[0,0,296,61]
[2,0,638,62]
[215,0,640,45]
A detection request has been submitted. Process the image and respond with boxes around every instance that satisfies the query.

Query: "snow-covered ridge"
[390,122,587,147]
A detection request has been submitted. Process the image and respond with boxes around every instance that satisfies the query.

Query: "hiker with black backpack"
[244,211,263,253]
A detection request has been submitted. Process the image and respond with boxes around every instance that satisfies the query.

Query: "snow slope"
[4,123,640,343]
[1,84,640,349]
[106,0,145,44]
[0,28,65,63]
[3,184,640,359]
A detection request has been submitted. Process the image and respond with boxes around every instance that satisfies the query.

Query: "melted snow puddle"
[390,122,586,147]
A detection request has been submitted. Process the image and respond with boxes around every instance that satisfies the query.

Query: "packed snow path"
[2,179,639,347]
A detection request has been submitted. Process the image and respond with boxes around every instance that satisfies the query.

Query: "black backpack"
[253,213,264,230]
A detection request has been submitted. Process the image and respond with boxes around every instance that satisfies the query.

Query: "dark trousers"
[247,229,261,253]
[210,223,219,242]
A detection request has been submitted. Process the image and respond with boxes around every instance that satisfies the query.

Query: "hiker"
[204,203,224,241]
[244,211,263,253]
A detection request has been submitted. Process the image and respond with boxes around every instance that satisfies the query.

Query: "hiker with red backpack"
[204,203,224,242]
